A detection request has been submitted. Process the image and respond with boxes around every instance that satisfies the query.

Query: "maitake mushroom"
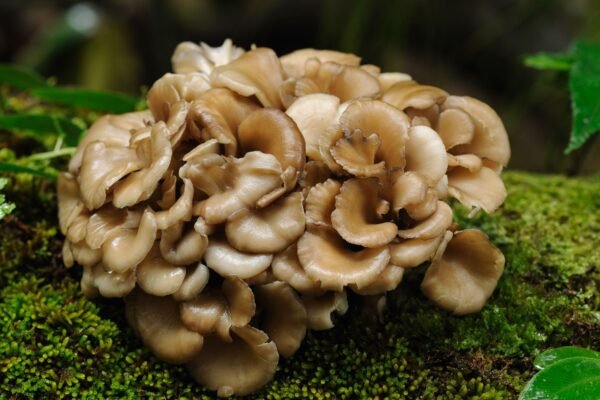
[58,38,510,397]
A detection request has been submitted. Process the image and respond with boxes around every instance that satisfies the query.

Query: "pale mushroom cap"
[137,245,186,296]
[436,108,475,150]
[330,131,386,177]
[286,93,341,160]
[331,178,398,248]
[305,179,341,230]
[225,192,305,253]
[186,326,279,397]
[171,39,245,75]
[421,229,505,315]
[272,244,322,295]
[173,262,210,301]
[57,173,85,235]
[180,291,230,338]
[210,47,284,109]
[447,166,507,213]
[280,48,361,78]
[159,222,208,266]
[447,154,482,172]
[350,264,404,295]
[388,234,445,268]
[204,237,273,279]
[256,281,307,357]
[382,83,448,111]
[397,201,453,240]
[154,178,194,231]
[378,72,413,92]
[66,240,102,270]
[297,229,390,291]
[84,263,136,298]
[148,73,211,121]
[405,125,448,185]
[302,291,348,330]
[391,171,429,212]
[222,277,256,327]
[442,96,511,166]
[127,289,204,364]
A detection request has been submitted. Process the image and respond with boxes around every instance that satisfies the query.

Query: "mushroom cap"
[155,178,194,230]
[286,94,341,161]
[148,73,211,121]
[171,39,245,75]
[82,263,136,298]
[237,108,306,183]
[186,326,279,397]
[159,222,208,266]
[180,291,231,340]
[173,262,210,301]
[378,72,413,92]
[331,178,398,248]
[441,96,510,166]
[297,229,390,291]
[436,108,475,150]
[330,131,385,177]
[225,192,305,253]
[256,281,307,357]
[126,289,204,364]
[301,291,348,330]
[421,229,505,315]
[305,179,341,230]
[210,47,284,109]
[350,264,404,295]
[405,125,448,185]
[447,166,507,213]
[447,154,482,172]
[69,111,152,174]
[397,201,453,240]
[382,83,448,111]
[389,234,445,268]
[272,244,322,295]
[222,277,256,327]
[64,239,102,270]
[391,171,428,212]
[299,160,332,196]
[280,48,361,78]
[136,244,186,296]
[204,237,273,279]
[57,173,85,235]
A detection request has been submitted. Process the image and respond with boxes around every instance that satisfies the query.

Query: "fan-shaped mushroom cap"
[211,47,284,109]
[389,234,446,268]
[286,94,341,160]
[301,291,348,330]
[148,73,211,121]
[382,83,448,111]
[64,239,101,269]
[330,131,385,177]
[188,88,259,156]
[102,209,157,273]
[405,125,448,185]
[172,39,245,74]
[447,166,507,213]
[204,237,273,279]
[78,142,144,210]
[238,108,306,188]
[244,268,276,286]
[112,122,172,208]
[299,160,332,196]
[350,264,404,295]
[436,108,475,150]
[397,201,452,240]
[172,262,210,301]
[280,48,361,78]
[223,277,256,327]
[81,263,136,298]
[338,99,410,173]
[441,96,510,166]
[404,188,439,221]
[154,178,194,230]
[159,222,208,265]
[186,326,279,397]
[137,244,186,296]
[180,291,231,340]
[391,172,428,212]
[85,207,141,250]
[421,229,505,315]
[447,154,482,172]
[272,244,321,295]
[192,151,285,224]
[127,290,204,364]
[297,229,390,291]
[225,192,305,253]
[378,72,413,92]
[331,178,397,248]
[305,179,341,230]
[256,281,307,357]
[69,111,151,174]
[57,173,85,235]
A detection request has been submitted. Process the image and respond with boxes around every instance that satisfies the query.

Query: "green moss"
[1,171,599,399]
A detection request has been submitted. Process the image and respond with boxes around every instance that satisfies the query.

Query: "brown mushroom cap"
[301,291,348,330]
[159,222,208,266]
[137,244,186,296]
[280,48,361,78]
[186,326,279,397]
[256,281,307,357]
[126,289,204,364]
[447,166,507,213]
[57,173,85,235]
[391,172,428,212]
[331,178,397,247]
[421,229,505,315]
[272,244,322,295]
[378,72,413,92]
[180,291,231,340]
[211,47,284,109]
[173,262,210,301]
[305,179,341,230]
[397,201,453,240]
[350,264,404,295]
[297,229,390,291]
[389,234,445,268]
[436,108,475,150]
[204,237,273,279]
[155,178,194,230]
[225,192,305,253]
[148,73,211,121]
[330,131,385,177]
[405,125,448,185]
[382,83,448,111]
[81,263,136,298]
[222,277,256,327]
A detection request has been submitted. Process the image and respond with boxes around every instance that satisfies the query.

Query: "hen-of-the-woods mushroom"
[57,38,511,397]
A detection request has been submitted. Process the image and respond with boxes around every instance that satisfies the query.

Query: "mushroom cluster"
[58,39,509,397]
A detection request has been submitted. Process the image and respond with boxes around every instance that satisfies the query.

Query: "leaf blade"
[0,63,48,90]
[31,87,138,113]
[534,346,600,370]
[0,114,83,146]
[523,52,573,71]
[0,162,57,180]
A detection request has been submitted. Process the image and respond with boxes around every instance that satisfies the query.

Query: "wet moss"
[0,171,598,399]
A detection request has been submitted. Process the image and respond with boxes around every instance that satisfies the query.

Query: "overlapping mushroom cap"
[58,38,510,397]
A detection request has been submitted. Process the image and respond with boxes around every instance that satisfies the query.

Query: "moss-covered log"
[0,171,599,399]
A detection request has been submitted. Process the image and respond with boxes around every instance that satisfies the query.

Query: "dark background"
[0,0,598,174]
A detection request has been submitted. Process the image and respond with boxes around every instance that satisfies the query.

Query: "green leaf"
[520,357,600,400]
[566,40,600,153]
[0,162,57,180]
[523,52,573,71]
[31,87,138,113]
[534,346,600,370]
[0,114,83,146]
[0,64,48,90]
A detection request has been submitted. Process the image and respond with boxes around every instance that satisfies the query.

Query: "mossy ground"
[1,170,599,400]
